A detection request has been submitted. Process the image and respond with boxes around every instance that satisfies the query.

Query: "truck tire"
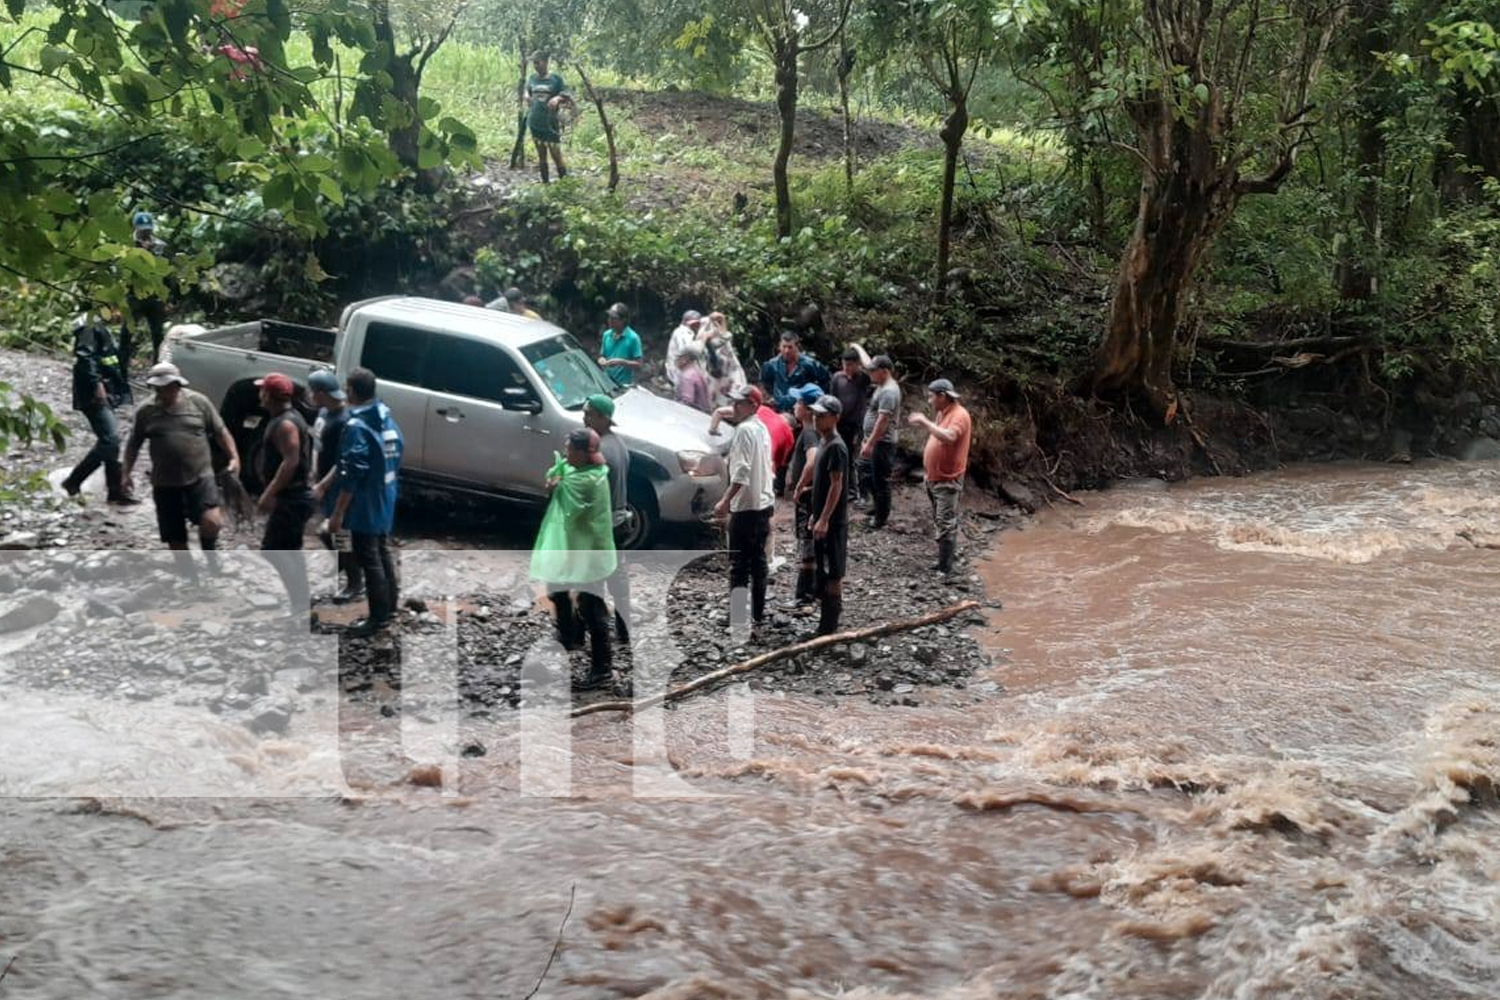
[619,476,659,550]
[220,379,317,495]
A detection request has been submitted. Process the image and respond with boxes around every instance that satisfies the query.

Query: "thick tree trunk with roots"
[772,35,799,239]
[936,95,969,298]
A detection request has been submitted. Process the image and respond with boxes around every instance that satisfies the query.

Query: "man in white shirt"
[712,384,775,634]
[665,309,702,387]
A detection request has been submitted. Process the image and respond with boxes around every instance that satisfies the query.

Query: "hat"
[254,372,295,400]
[144,362,188,387]
[811,395,843,416]
[567,427,604,464]
[791,383,822,404]
[868,354,894,371]
[607,302,629,320]
[727,384,763,407]
[682,310,702,325]
[308,370,345,400]
[132,210,155,230]
[584,393,615,420]
[927,378,961,399]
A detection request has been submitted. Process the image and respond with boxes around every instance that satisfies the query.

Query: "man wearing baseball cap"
[308,370,364,603]
[907,378,972,581]
[859,354,900,530]
[712,383,776,636]
[585,393,634,644]
[254,372,316,619]
[123,362,241,559]
[808,395,851,635]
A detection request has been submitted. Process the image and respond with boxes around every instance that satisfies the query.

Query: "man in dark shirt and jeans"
[831,346,871,503]
[783,384,823,610]
[809,395,850,636]
[309,369,364,603]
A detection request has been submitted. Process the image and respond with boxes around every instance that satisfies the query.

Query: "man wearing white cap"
[123,362,241,554]
[665,309,702,387]
[907,378,972,581]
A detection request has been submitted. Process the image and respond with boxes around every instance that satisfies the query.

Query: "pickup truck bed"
[186,320,337,364]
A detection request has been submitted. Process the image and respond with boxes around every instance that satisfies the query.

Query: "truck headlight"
[678,450,724,477]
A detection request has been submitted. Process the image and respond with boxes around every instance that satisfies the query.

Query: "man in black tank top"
[255,373,316,621]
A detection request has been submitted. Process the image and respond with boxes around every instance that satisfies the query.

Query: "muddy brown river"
[1,461,1496,998]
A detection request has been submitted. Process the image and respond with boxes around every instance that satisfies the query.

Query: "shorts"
[813,521,847,583]
[154,475,221,544]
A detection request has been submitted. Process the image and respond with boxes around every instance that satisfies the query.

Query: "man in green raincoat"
[531,427,617,685]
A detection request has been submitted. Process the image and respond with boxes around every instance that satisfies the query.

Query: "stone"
[913,644,938,666]
[275,667,321,692]
[85,596,126,619]
[1460,436,1500,462]
[875,674,895,691]
[245,701,292,735]
[405,598,429,613]
[461,743,487,758]
[847,643,869,667]
[0,596,61,634]
[198,621,233,639]
[188,668,228,685]
[893,683,915,695]
[998,480,1037,512]
[246,592,282,610]
[0,531,40,550]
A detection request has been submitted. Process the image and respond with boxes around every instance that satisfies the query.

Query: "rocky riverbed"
[1,346,1018,740]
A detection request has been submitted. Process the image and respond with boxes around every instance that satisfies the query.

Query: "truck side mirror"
[501,386,542,414]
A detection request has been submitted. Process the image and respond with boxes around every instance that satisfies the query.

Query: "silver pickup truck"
[166,296,730,547]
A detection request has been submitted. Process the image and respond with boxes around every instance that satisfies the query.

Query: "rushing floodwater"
[1,461,1496,999]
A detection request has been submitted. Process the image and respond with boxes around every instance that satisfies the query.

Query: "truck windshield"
[521,334,619,410]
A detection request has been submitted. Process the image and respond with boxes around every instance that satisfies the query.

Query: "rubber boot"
[816,595,843,636]
[936,539,955,582]
[62,453,103,497]
[103,460,140,504]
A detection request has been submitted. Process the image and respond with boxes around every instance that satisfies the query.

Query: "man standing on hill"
[859,355,900,530]
[712,385,776,637]
[831,345,871,503]
[908,378,972,582]
[309,369,363,603]
[599,303,643,388]
[524,51,573,184]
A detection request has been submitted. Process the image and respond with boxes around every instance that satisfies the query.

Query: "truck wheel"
[619,477,659,550]
[221,384,268,494]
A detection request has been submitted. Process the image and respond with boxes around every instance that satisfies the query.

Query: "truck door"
[420,333,555,500]
[354,320,432,468]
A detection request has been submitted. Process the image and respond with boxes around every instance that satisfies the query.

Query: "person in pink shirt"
[673,341,712,413]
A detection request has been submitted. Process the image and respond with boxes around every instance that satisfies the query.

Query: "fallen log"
[571,599,983,718]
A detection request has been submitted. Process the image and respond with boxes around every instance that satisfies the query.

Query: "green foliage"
[0,380,67,453]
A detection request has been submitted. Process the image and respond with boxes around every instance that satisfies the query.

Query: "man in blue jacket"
[328,367,404,637]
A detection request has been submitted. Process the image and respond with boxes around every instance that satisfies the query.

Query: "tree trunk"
[772,36,799,239]
[1095,169,1229,417]
[837,33,855,198]
[936,95,968,299]
[509,40,528,169]
[371,4,440,192]
[1337,0,1387,299]
[573,61,619,193]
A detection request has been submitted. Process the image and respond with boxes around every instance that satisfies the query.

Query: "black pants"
[728,506,772,625]
[863,440,895,524]
[552,589,612,677]
[318,525,365,592]
[606,548,632,642]
[121,297,166,376]
[262,492,314,615]
[837,422,861,499]
[351,531,399,625]
[65,402,120,487]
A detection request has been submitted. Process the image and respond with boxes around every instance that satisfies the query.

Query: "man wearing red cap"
[712,384,776,635]
[254,372,315,617]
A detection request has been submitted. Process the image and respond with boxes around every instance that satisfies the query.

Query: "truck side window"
[423,334,535,404]
[361,321,431,385]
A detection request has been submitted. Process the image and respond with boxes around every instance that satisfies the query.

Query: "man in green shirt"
[524,51,573,184]
[598,302,643,388]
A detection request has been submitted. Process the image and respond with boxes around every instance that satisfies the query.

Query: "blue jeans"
[64,402,120,489]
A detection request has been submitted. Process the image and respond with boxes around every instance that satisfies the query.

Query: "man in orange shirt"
[907,378,972,581]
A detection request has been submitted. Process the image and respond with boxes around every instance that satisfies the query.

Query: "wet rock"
[275,667,321,692]
[847,643,869,667]
[189,668,228,685]
[461,742,487,758]
[875,674,895,691]
[893,683,915,695]
[405,597,429,613]
[85,596,126,619]
[245,700,292,735]
[999,481,1037,512]
[246,592,282,611]
[0,595,61,634]
[0,531,40,550]
[1460,436,1500,461]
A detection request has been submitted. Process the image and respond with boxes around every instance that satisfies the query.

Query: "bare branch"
[801,0,855,53]
[0,132,163,167]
